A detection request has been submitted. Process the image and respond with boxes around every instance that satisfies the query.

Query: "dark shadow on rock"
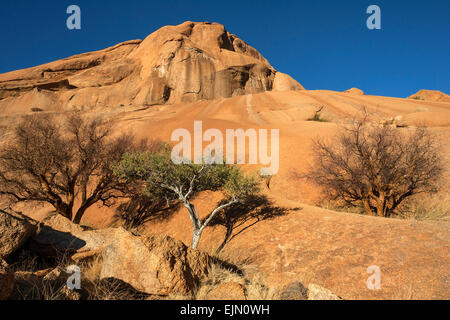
[27,226,86,257]
[114,195,181,229]
[209,195,300,254]
[89,277,151,300]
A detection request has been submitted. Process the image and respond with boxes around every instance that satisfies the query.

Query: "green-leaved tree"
[114,148,261,249]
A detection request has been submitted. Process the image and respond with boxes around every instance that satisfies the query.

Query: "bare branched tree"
[304,118,443,217]
[0,113,137,224]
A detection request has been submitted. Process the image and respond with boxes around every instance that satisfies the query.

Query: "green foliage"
[114,148,261,203]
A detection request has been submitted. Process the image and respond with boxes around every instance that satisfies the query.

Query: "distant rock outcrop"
[0,21,303,114]
[408,89,450,102]
[344,87,364,95]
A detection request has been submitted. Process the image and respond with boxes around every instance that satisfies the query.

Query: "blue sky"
[0,0,449,98]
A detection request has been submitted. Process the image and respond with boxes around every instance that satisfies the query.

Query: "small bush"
[307,106,329,122]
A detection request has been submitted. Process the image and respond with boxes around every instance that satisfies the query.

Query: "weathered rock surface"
[307,283,342,300]
[0,259,15,300]
[0,210,37,259]
[148,202,450,300]
[344,87,364,95]
[205,282,247,300]
[28,213,212,296]
[280,281,308,300]
[29,213,113,256]
[0,21,303,114]
[409,89,450,102]
[10,268,83,300]
[100,231,211,296]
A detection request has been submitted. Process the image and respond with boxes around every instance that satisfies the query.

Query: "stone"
[344,87,364,95]
[0,210,37,259]
[100,231,212,296]
[28,213,112,256]
[280,282,308,300]
[307,284,342,300]
[0,259,15,300]
[206,282,247,300]
[28,213,212,296]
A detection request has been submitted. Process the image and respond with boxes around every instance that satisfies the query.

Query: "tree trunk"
[376,192,386,217]
[362,198,373,216]
[54,201,72,220]
[191,227,203,249]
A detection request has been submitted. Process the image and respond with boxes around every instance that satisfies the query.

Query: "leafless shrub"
[0,112,137,224]
[302,116,443,217]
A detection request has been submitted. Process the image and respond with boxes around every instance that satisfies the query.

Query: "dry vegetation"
[194,248,280,300]
[301,115,444,218]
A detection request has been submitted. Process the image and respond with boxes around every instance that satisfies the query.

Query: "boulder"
[307,283,342,300]
[100,231,212,296]
[273,72,305,92]
[10,269,83,300]
[280,281,308,300]
[205,282,247,300]
[344,87,364,95]
[28,213,112,256]
[29,213,212,296]
[0,210,37,259]
[0,259,15,300]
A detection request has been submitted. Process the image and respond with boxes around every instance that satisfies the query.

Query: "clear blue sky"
[0,0,449,98]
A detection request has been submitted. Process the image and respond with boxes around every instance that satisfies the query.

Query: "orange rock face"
[344,87,364,95]
[408,89,450,103]
[0,21,303,114]
[205,282,247,300]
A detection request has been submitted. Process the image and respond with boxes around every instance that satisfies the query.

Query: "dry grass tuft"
[194,248,279,300]
[398,194,450,221]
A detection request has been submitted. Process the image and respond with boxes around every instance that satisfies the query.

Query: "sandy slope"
[5,88,449,299]
[52,89,447,300]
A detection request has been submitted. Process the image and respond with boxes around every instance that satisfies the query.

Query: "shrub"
[114,149,261,249]
[303,115,443,217]
[0,113,138,224]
